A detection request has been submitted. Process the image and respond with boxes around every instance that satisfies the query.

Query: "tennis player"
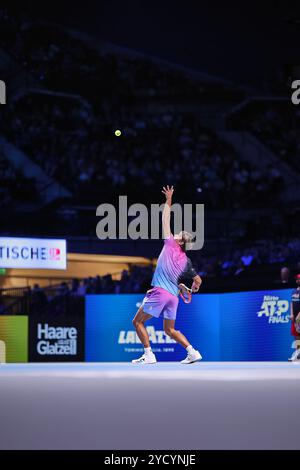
[132,185,202,364]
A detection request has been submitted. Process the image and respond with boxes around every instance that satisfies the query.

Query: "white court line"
[0,362,300,381]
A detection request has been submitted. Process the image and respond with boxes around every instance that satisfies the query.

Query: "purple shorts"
[141,286,179,320]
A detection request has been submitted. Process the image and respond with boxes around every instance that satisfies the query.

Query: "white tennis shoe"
[132,352,157,364]
[181,349,202,364]
[288,349,300,362]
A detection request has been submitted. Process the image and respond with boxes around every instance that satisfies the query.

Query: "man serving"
[132,186,202,364]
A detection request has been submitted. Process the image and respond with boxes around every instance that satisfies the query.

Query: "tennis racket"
[178,283,192,304]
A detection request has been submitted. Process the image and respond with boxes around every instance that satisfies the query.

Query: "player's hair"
[180,231,194,251]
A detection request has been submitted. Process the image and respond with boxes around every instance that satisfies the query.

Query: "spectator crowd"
[0,6,285,211]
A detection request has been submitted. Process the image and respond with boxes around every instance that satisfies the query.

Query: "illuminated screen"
[0,316,28,363]
[85,289,293,361]
[0,237,67,270]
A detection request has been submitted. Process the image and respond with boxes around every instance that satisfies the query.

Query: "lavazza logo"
[118,326,176,344]
[36,323,78,355]
[257,295,289,324]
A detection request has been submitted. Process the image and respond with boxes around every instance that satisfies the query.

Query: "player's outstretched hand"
[162,185,174,201]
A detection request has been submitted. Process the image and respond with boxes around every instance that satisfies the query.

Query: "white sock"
[186,345,194,354]
[144,347,152,356]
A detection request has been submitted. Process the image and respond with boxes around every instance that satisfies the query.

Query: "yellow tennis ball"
[115,129,121,137]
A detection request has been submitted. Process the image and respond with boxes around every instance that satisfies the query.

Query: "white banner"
[0,237,67,270]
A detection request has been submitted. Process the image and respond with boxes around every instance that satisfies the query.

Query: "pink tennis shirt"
[151,235,195,296]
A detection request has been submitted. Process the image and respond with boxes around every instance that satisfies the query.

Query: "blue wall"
[85,289,293,362]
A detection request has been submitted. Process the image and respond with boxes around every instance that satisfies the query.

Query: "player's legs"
[163,319,190,348]
[163,317,202,364]
[162,296,192,349]
[132,287,166,364]
[132,307,157,364]
[132,307,153,347]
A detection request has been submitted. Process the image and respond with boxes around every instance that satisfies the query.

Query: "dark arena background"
[0,0,300,460]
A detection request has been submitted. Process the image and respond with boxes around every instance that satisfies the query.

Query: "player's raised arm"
[161,185,174,239]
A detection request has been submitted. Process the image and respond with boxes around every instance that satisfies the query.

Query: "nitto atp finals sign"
[0,237,67,269]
